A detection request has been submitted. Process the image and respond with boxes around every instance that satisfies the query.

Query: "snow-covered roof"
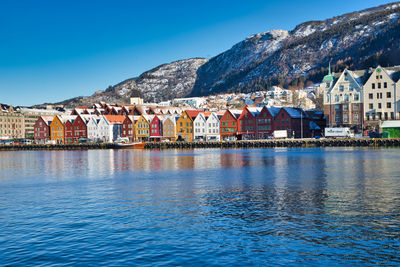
[247,107,262,117]
[283,107,308,119]
[267,107,281,118]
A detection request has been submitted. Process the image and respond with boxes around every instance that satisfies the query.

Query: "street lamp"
[301,110,303,139]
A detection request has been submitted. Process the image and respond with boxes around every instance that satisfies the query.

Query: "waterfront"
[0,148,399,265]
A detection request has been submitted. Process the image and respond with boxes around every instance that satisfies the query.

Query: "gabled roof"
[266,107,281,118]
[39,116,55,126]
[57,115,77,124]
[142,114,155,123]
[229,109,242,119]
[282,107,308,119]
[185,110,201,120]
[247,107,262,117]
[104,115,126,124]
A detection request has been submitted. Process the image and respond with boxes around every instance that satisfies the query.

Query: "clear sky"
[0,0,396,106]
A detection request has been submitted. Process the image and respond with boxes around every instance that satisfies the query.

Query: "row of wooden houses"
[34,105,324,144]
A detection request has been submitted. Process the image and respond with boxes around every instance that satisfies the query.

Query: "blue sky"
[0,0,396,106]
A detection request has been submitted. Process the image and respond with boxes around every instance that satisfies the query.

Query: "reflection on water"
[0,148,399,265]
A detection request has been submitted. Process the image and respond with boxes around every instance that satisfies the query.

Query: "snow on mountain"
[191,2,400,96]
[47,2,400,108]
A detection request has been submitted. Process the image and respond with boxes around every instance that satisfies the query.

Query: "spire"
[328,61,331,75]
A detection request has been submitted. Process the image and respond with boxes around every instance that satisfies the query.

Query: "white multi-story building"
[205,113,221,141]
[193,113,207,140]
[363,66,400,123]
[97,116,112,142]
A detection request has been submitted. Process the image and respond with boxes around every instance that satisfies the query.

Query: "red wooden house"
[34,116,54,144]
[274,107,310,138]
[256,106,280,139]
[237,106,262,140]
[219,109,241,141]
[121,116,135,142]
[64,118,75,144]
[149,115,163,141]
[72,115,88,142]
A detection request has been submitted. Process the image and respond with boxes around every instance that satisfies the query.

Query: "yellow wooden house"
[50,115,65,144]
[176,110,200,142]
[135,115,153,142]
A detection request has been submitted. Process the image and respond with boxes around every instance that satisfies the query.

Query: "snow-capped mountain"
[48,2,400,107]
[53,58,207,108]
[191,2,400,96]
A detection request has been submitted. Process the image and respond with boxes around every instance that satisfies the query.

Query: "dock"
[145,138,400,149]
[1,139,400,151]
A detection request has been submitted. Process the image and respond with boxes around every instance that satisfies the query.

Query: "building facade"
[363,66,400,127]
[323,68,364,131]
[220,110,241,141]
[33,116,54,144]
[0,107,25,139]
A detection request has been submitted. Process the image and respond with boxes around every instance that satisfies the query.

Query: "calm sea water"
[0,148,399,266]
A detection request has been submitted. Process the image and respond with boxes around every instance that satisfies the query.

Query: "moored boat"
[114,142,145,149]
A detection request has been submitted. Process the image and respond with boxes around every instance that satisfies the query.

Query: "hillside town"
[1,65,400,144]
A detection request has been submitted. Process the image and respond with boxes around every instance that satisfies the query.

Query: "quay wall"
[1,139,400,151]
[0,143,116,151]
[145,139,400,149]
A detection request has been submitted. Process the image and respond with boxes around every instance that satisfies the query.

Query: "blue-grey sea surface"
[0,148,399,266]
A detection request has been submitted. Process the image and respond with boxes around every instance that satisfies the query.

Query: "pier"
[0,143,117,151]
[145,138,400,149]
[1,139,400,151]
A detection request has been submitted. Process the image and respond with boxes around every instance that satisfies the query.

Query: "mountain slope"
[46,2,400,108]
[191,2,400,96]
[51,58,208,108]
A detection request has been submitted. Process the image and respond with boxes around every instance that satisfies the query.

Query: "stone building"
[363,66,400,128]
[0,106,25,139]
[19,108,63,139]
[323,68,364,131]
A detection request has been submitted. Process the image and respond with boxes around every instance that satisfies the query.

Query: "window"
[372,83,375,89]
[354,94,359,101]
[387,92,392,98]
[369,103,373,109]
[354,114,359,122]
[354,104,359,111]
[335,95,340,102]
[369,93,373,99]
[343,104,348,111]
[378,83,381,89]
[344,73,349,81]
[343,114,349,123]
[378,103,382,109]
[339,85,344,92]
[335,114,341,122]
[384,82,387,88]
[344,95,349,102]
[387,102,391,109]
